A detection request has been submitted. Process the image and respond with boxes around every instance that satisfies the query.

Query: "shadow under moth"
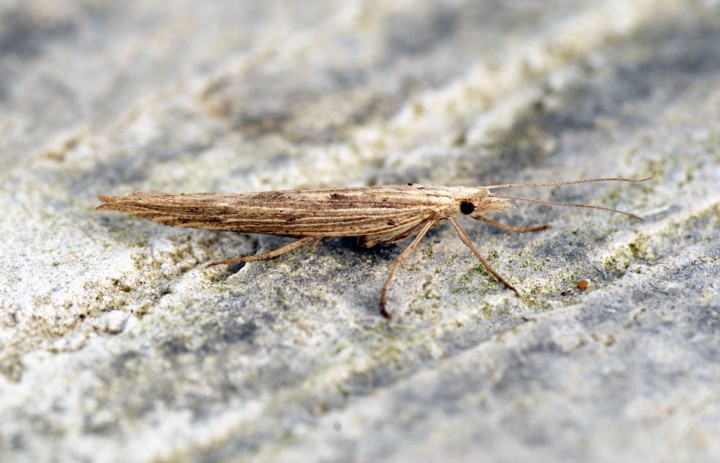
[97,174,653,318]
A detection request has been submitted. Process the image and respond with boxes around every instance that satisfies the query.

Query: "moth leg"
[448,217,519,296]
[206,237,314,268]
[475,214,551,233]
[380,220,437,319]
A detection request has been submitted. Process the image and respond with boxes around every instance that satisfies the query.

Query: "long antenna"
[489,194,643,220]
[484,173,655,190]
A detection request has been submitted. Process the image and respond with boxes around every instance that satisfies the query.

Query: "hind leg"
[206,237,313,267]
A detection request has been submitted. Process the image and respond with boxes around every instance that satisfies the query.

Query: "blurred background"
[1,1,719,461]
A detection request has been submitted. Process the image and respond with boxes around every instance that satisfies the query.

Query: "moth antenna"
[484,172,655,190]
[489,194,643,220]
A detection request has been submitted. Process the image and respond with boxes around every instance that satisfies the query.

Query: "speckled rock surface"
[1,1,719,462]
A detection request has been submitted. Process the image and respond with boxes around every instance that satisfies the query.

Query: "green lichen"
[603,251,632,275]
[627,234,655,260]
[688,202,720,224]
[700,129,720,160]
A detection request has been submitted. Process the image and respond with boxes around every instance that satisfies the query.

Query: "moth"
[97,174,653,318]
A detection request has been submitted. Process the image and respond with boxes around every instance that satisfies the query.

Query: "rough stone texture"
[1,1,719,462]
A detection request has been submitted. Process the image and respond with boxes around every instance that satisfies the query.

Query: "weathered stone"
[1,1,719,461]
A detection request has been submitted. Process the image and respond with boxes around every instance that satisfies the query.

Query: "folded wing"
[97,185,454,241]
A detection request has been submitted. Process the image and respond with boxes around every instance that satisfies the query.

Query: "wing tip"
[95,195,117,211]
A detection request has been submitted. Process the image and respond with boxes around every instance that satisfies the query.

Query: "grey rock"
[1,1,719,462]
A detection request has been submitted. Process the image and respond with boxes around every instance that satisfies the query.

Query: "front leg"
[448,217,519,296]
[475,214,551,233]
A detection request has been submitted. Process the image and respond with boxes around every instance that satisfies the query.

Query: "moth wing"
[97,185,451,237]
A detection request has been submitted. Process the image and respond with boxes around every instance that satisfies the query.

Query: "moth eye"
[460,200,475,215]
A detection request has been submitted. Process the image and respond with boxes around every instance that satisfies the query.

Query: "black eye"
[460,200,475,215]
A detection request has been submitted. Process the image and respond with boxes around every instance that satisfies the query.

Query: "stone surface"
[1,0,719,462]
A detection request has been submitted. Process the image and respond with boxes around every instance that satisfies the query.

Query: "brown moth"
[97,174,653,318]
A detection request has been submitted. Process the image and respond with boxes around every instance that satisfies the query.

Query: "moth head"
[460,194,515,219]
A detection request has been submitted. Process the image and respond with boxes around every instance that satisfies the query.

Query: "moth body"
[97,185,514,246]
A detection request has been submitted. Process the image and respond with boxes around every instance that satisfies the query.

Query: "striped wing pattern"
[97,185,456,244]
